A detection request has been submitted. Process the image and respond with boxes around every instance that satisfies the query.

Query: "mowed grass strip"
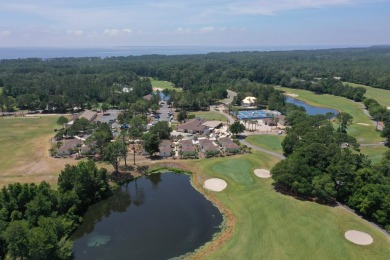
[246,135,284,155]
[360,145,389,164]
[0,116,75,186]
[344,82,390,107]
[189,152,390,259]
[275,86,383,144]
[189,111,229,122]
[150,78,183,92]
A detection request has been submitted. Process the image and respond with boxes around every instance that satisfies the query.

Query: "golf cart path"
[239,139,286,160]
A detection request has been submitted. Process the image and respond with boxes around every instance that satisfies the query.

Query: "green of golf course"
[183,152,390,259]
[275,86,384,144]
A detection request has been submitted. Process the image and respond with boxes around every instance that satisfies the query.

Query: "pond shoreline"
[146,161,236,259]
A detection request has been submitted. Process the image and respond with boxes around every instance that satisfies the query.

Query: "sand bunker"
[286,93,299,97]
[254,169,271,179]
[357,123,370,126]
[204,178,227,192]
[344,230,373,245]
[387,106,390,110]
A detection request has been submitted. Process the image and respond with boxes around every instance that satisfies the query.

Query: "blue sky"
[0,0,389,47]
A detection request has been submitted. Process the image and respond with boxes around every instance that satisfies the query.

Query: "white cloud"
[122,28,133,34]
[174,27,192,34]
[227,0,354,15]
[0,30,11,36]
[103,29,120,36]
[67,30,84,36]
[199,26,216,33]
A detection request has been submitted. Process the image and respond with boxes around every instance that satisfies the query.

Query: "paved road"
[157,101,172,123]
[337,203,390,240]
[358,101,383,131]
[226,89,237,105]
[239,139,286,160]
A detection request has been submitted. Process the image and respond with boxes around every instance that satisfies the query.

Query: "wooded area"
[1,47,390,114]
[272,111,390,232]
[0,161,111,259]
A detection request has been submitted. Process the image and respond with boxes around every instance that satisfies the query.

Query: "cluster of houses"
[53,109,240,160]
[158,136,241,159]
[54,110,121,158]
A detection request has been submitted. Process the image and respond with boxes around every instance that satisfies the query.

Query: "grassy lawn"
[183,152,390,259]
[360,146,389,164]
[189,111,229,122]
[245,135,284,155]
[0,116,76,187]
[150,78,182,92]
[275,86,384,144]
[344,82,390,107]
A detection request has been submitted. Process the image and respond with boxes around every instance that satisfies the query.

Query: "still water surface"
[285,96,338,115]
[72,172,222,260]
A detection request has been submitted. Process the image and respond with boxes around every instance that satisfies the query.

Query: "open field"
[344,82,390,107]
[178,152,390,259]
[189,111,229,122]
[0,116,76,187]
[245,135,284,155]
[150,78,182,92]
[360,146,389,164]
[275,86,384,144]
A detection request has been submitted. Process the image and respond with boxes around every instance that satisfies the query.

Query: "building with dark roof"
[177,118,209,134]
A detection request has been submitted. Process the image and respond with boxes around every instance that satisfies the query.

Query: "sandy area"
[387,106,390,110]
[153,87,164,91]
[357,123,370,126]
[344,230,373,245]
[254,169,271,178]
[286,93,299,97]
[204,178,227,192]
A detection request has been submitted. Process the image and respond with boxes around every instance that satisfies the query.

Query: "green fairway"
[150,78,182,92]
[211,159,255,185]
[245,135,284,155]
[275,86,384,144]
[360,145,389,164]
[189,153,390,259]
[189,111,229,122]
[344,82,390,107]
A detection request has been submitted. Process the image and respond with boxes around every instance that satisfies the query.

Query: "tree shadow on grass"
[272,182,338,207]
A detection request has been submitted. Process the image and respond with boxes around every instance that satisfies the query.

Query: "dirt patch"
[286,93,299,97]
[1,134,76,187]
[254,169,271,178]
[344,230,373,245]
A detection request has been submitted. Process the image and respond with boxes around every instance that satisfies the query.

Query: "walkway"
[239,139,285,160]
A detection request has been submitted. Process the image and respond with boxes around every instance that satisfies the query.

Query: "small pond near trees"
[72,172,223,259]
[285,96,338,115]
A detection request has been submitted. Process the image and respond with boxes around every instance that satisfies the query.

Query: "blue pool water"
[237,110,275,120]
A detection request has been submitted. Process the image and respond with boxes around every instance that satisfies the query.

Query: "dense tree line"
[281,77,366,101]
[272,111,390,231]
[0,161,111,259]
[1,47,390,114]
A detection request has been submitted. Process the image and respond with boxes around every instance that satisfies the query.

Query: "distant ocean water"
[0,45,365,60]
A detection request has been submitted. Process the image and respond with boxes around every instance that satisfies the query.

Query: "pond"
[154,91,170,101]
[71,172,223,260]
[285,96,338,115]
